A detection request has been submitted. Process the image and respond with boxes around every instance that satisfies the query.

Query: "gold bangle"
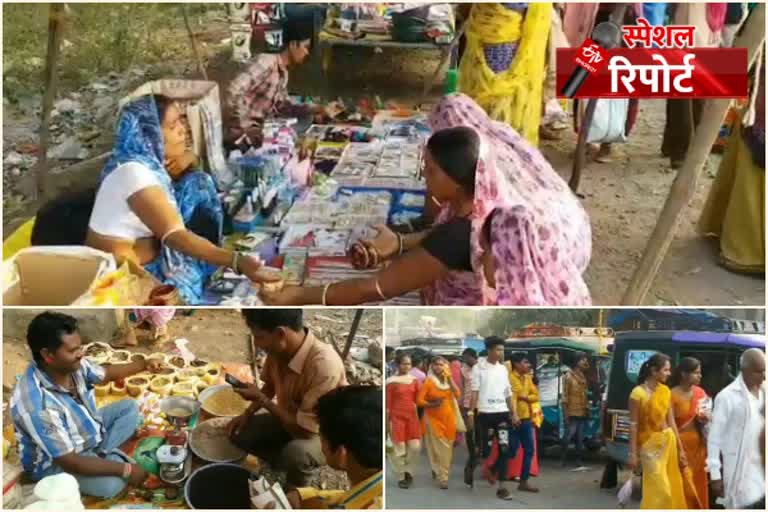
[374,279,387,300]
[232,251,240,274]
[322,283,332,306]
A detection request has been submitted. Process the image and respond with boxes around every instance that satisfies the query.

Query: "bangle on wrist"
[396,233,404,256]
[321,283,331,306]
[122,463,132,480]
[231,251,241,274]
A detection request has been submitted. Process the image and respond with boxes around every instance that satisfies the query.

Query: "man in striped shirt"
[11,312,160,498]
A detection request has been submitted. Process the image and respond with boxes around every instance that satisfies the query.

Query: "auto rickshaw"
[504,338,612,448]
[600,330,765,491]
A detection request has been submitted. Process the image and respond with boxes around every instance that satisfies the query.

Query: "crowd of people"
[28,3,763,305]
[629,350,765,510]
[386,341,766,508]
[386,339,560,501]
[10,310,383,508]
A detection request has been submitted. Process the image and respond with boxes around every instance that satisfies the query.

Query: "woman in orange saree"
[627,353,688,509]
[671,357,710,509]
[417,356,464,489]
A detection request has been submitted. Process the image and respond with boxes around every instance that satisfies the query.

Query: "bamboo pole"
[569,4,628,192]
[621,4,765,305]
[343,309,364,360]
[34,3,66,201]
[183,4,208,81]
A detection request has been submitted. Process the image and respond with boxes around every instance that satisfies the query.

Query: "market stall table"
[316,30,452,90]
[213,111,429,306]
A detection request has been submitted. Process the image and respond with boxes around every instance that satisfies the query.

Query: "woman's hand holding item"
[238,254,281,285]
[260,285,305,306]
[626,452,638,472]
[349,225,400,269]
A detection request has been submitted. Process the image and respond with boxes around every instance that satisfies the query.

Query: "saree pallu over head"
[100,96,222,304]
[458,3,552,146]
[424,94,592,306]
[100,96,176,199]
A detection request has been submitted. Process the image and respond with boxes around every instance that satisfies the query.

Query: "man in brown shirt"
[560,352,590,467]
[227,309,348,486]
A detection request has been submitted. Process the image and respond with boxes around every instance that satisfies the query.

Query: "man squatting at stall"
[10,312,161,498]
[227,309,348,486]
[223,18,326,151]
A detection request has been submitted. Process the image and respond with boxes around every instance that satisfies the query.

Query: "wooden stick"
[34,3,66,201]
[343,309,364,360]
[419,23,467,106]
[570,98,597,192]
[621,4,765,305]
[183,4,208,81]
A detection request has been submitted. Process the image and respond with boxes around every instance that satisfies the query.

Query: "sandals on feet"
[496,488,517,501]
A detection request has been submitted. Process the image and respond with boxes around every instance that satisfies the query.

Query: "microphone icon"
[560,21,623,98]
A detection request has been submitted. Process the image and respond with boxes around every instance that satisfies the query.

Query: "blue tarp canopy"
[608,309,732,332]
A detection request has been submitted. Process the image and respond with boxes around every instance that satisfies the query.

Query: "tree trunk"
[34,3,66,202]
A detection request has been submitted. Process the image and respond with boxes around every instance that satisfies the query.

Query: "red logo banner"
[556,48,748,99]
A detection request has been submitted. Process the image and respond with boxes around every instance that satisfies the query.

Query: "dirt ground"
[2,308,382,492]
[2,27,763,306]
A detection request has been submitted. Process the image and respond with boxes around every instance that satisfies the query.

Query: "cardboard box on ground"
[3,246,159,306]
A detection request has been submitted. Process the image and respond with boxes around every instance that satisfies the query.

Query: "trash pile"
[2,68,149,207]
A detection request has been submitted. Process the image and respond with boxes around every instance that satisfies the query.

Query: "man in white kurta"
[707,348,766,509]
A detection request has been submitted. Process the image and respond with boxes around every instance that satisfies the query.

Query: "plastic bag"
[77,262,142,306]
[617,476,634,507]
[586,99,629,144]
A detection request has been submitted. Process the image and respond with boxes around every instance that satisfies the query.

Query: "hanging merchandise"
[251,4,287,54]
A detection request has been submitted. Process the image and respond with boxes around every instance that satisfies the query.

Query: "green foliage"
[481,309,603,337]
[3,3,218,99]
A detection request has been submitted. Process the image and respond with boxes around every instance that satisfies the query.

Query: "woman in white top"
[86,95,275,303]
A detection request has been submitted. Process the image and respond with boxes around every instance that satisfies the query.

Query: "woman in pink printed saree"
[425,94,592,306]
[261,94,591,306]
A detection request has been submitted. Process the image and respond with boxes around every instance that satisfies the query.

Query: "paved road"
[386,446,639,509]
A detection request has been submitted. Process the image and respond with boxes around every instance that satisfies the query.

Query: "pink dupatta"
[424,94,592,306]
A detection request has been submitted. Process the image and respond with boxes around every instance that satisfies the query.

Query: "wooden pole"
[183,4,208,81]
[34,3,66,201]
[419,23,467,107]
[342,309,364,360]
[621,4,765,305]
[569,4,628,192]
[570,98,597,191]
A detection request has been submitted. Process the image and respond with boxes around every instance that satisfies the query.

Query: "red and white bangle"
[122,463,132,480]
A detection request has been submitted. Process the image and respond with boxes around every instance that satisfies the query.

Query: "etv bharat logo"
[575,42,606,74]
[583,44,605,65]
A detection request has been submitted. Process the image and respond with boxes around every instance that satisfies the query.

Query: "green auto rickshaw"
[504,338,612,449]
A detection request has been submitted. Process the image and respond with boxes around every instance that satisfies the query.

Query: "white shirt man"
[471,357,512,414]
[707,349,766,509]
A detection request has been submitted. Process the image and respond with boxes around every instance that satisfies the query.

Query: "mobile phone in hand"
[225,373,247,389]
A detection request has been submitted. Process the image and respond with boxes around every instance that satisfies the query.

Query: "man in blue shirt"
[11,312,160,498]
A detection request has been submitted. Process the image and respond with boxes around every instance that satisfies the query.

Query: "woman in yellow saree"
[627,353,688,509]
[416,355,464,489]
[458,3,552,146]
